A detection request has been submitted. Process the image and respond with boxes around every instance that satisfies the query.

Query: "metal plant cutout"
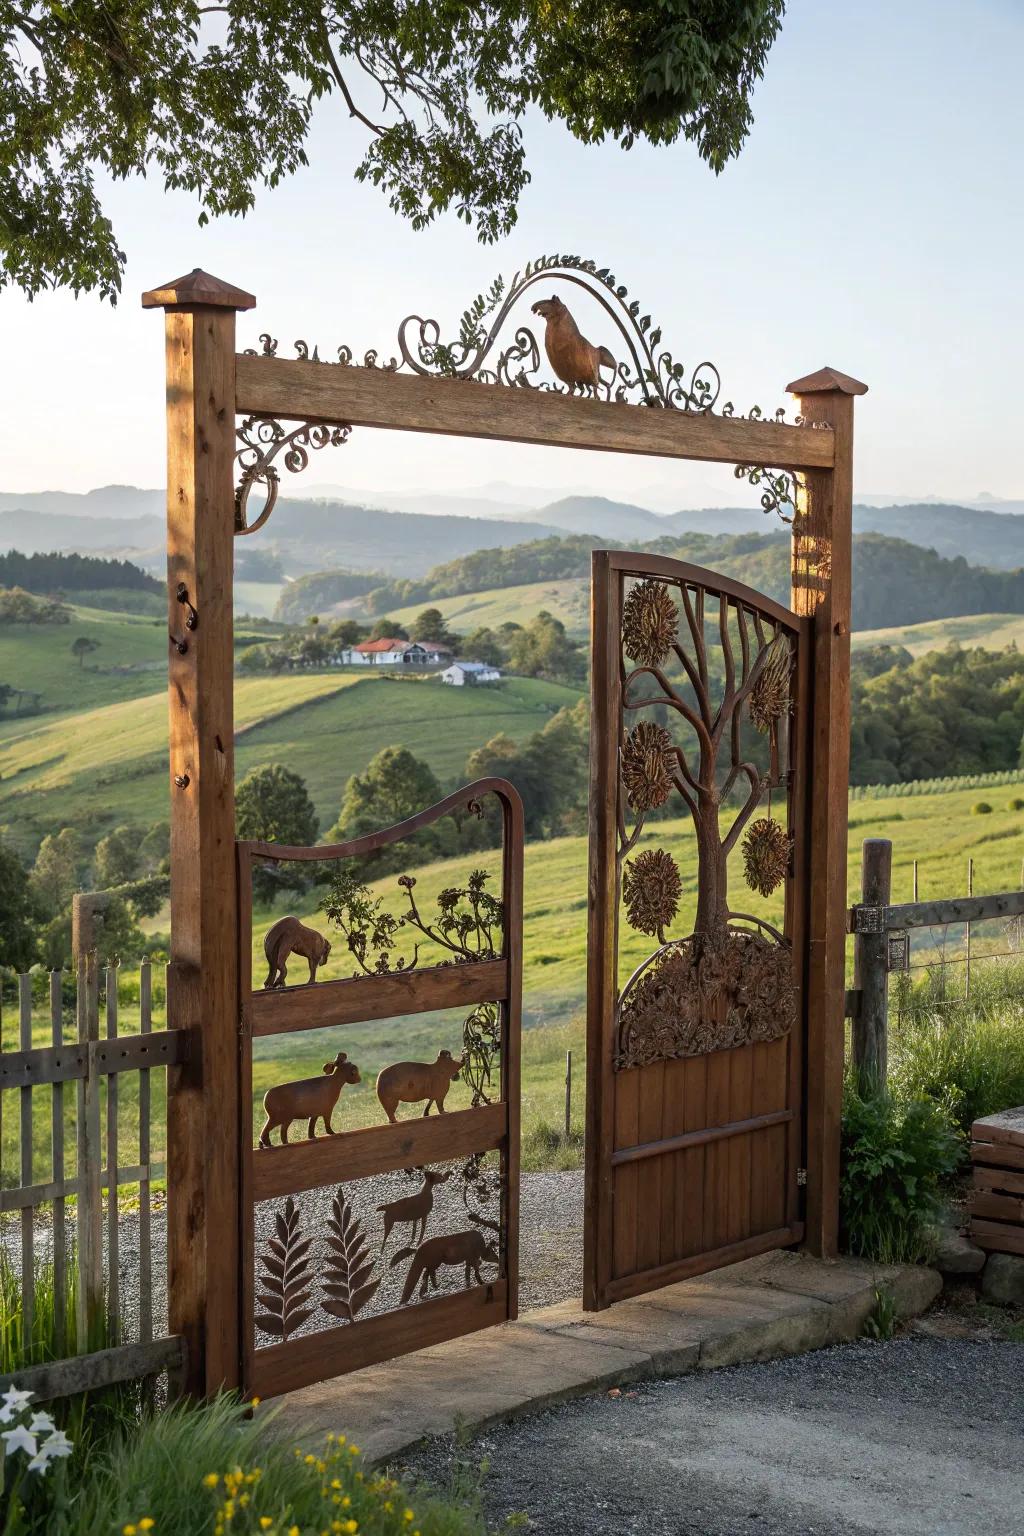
[615,575,798,1070]
[320,865,503,977]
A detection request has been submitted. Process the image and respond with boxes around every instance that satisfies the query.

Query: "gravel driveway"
[397,1336,1023,1536]
[2,1168,584,1339]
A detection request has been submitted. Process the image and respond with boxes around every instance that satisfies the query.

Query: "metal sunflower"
[622,579,678,668]
[621,720,675,811]
[749,636,792,734]
[622,848,683,941]
[741,816,791,897]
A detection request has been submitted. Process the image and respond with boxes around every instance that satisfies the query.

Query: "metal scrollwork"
[234,416,352,536]
[733,465,805,525]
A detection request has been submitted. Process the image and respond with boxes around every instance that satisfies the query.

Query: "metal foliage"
[321,1185,381,1323]
[733,465,804,526]
[234,416,352,536]
[460,1000,502,1107]
[255,1196,314,1341]
[321,864,503,976]
[741,816,791,898]
[616,924,796,1070]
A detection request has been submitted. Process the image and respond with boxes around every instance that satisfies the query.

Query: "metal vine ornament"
[234,255,828,531]
[615,574,798,1071]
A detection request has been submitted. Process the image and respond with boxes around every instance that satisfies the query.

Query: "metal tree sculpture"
[616,575,797,1069]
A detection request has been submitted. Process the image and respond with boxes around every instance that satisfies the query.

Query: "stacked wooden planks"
[969,1107,1024,1257]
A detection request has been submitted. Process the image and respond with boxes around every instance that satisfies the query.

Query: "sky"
[0,0,1021,508]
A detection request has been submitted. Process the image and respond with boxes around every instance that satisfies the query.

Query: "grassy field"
[387,577,589,637]
[0,672,582,857]
[851,611,1024,656]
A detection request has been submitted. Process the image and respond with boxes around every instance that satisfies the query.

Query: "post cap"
[141,267,256,311]
[785,365,868,396]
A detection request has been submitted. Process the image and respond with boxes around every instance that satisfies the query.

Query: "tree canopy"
[1,1,785,301]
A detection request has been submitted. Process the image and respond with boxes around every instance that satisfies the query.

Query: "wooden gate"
[585,551,810,1308]
[237,778,522,1398]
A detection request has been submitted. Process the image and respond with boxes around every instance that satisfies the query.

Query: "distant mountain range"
[3,486,1024,578]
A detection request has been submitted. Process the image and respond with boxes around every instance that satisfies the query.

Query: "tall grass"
[890,962,1024,1139]
[0,1249,85,1373]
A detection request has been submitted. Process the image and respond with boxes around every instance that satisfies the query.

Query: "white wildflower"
[0,1387,33,1425]
[2,1424,38,1459]
[27,1412,56,1436]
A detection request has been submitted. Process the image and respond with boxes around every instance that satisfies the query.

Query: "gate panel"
[585,552,809,1309]
[237,778,522,1397]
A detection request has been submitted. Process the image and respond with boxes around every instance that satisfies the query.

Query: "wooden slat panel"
[969,1218,1024,1256]
[611,1069,640,1281]
[235,355,836,472]
[659,1059,687,1268]
[250,1102,506,1201]
[250,1282,508,1400]
[249,959,508,1037]
[703,1048,732,1252]
[680,1056,708,1260]
[971,1108,1024,1148]
[635,1062,665,1273]
[606,1223,803,1304]
[726,1046,754,1246]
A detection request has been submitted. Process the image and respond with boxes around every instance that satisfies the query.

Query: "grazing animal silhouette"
[377,1168,451,1250]
[263,915,331,989]
[258,1051,360,1148]
[392,1228,500,1303]
[531,294,615,395]
[375,1049,463,1123]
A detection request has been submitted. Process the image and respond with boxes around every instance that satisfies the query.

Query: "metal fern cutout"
[255,1196,314,1341]
[321,1185,381,1322]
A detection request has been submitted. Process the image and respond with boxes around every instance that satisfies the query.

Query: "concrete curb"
[270,1249,942,1463]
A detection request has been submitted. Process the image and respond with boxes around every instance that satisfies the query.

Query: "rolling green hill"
[0,673,582,858]
[388,577,590,636]
[852,612,1024,657]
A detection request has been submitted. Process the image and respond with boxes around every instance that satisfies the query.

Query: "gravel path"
[397,1336,1023,1536]
[1,1168,584,1336]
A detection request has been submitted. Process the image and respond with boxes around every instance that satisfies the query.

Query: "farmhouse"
[441,660,502,686]
[341,639,453,666]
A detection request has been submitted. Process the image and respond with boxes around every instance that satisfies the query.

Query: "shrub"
[1010,797,1024,811]
[890,989,1024,1140]
[839,1081,961,1264]
[972,801,993,815]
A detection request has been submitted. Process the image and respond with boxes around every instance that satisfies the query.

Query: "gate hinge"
[796,1167,808,1187]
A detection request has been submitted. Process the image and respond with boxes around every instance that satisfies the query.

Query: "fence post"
[564,1050,572,1140]
[73,895,104,1350]
[852,839,891,1091]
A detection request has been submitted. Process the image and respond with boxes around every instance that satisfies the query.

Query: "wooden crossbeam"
[234,355,836,470]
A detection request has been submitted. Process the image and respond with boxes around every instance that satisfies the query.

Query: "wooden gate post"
[787,366,868,1259]
[143,269,255,1393]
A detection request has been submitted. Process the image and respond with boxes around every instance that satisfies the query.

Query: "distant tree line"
[0,549,159,593]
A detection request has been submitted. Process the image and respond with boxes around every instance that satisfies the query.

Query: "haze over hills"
[3,485,1024,578]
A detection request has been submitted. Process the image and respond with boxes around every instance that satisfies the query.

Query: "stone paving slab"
[267,1251,942,1462]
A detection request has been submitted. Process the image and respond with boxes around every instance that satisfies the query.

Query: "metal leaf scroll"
[461,1000,501,1107]
[321,864,503,977]
[235,416,353,536]
[255,1197,314,1341]
[321,1186,381,1323]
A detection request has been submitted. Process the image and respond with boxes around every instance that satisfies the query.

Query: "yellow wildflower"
[139,1524,155,1534]
[123,1527,137,1536]
[404,1512,414,1524]
[203,1475,220,1490]
[260,1521,274,1531]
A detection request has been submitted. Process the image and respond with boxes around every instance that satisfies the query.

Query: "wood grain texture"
[161,301,242,1394]
[974,1164,1024,1196]
[250,1103,507,1201]
[251,1282,507,1400]
[235,355,836,471]
[968,1218,1024,1256]
[609,1106,794,1165]
[605,1224,803,1304]
[790,375,861,1259]
[250,959,509,1036]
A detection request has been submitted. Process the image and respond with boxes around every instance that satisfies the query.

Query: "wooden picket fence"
[0,949,187,1399]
